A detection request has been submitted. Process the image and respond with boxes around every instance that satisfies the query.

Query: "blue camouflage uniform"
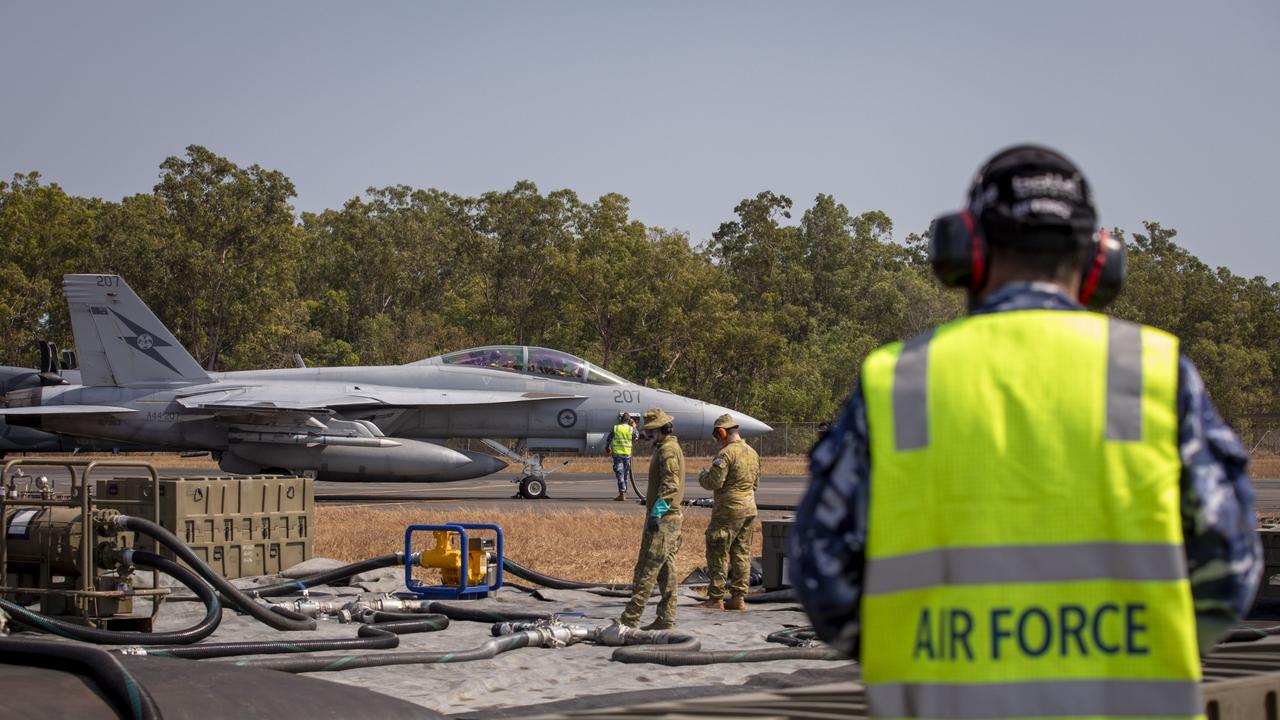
[789,282,1264,657]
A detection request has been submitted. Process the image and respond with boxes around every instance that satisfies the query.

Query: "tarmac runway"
[9,461,1280,516]
[315,473,809,513]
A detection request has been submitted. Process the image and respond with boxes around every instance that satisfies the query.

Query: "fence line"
[453,419,1280,460]
[451,422,822,458]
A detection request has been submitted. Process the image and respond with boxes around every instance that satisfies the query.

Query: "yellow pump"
[419,530,489,586]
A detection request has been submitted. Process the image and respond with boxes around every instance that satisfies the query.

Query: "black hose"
[605,625,843,665]
[126,614,450,660]
[502,558,630,591]
[0,551,220,645]
[612,644,845,665]
[246,553,403,598]
[0,638,163,720]
[223,633,535,673]
[427,601,552,623]
[1219,625,1280,643]
[628,462,646,502]
[744,589,796,604]
[765,626,819,647]
[117,516,316,632]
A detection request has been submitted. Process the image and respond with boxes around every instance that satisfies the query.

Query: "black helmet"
[968,144,1097,250]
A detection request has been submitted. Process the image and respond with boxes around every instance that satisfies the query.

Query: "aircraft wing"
[174,386,585,416]
[0,405,137,415]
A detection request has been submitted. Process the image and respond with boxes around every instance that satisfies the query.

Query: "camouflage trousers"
[705,514,756,600]
[620,512,684,626]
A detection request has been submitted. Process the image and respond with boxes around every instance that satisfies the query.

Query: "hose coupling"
[117,646,148,656]
[526,624,579,649]
[592,619,634,646]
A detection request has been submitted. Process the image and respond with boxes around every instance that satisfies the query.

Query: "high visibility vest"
[611,424,633,456]
[860,310,1200,720]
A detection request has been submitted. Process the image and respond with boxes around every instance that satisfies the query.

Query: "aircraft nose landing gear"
[480,440,566,500]
[517,475,547,500]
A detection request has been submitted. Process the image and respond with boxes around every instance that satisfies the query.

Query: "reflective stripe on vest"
[860,311,1199,719]
[610,424,633,456]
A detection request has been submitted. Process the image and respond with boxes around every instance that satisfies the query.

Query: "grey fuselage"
[4,357,769,482]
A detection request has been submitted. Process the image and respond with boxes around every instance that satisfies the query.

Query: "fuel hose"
[765,626,819,647]
[245,553,404,598]
[223,632,537,673]
[0,638,163,720]
[1218,624,1280,643]
[592,623,844,665]
[427,600,553,624]
[611,644,845,665]
[121,614,449,660]
[501,558,631,591]
[116,515,316,632]
[744,589,796,604]
[0,550,221,645]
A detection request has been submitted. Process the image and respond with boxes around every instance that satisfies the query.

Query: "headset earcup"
[961,210,987,291]
[1078,230,1126,309]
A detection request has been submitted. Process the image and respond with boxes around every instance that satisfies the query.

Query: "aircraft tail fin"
[63,274,211,387]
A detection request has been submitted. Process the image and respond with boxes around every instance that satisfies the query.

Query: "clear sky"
[3,1,1277,279]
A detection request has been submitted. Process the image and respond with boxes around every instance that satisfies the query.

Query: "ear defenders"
[929,212,1126,309]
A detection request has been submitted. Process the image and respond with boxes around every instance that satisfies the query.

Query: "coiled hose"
[765,626,819,647]
[0,638,163,720]
[245,553,403,598]
[606,625,844,666]
[116,516,316,632]
[0,550,221,645]
[223,632,537,673]
[592,623,844,665]
[123,613,449,660]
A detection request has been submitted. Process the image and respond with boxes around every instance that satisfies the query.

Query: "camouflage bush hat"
[713,413,739,430]
[642,407,675,429]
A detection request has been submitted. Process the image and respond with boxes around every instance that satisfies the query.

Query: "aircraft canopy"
[434,346,627,385]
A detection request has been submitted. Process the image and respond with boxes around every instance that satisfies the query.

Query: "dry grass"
[315,506,762,586]
[19,449,1275,480]
[1253,455,1280,479]
[8,452,222,469]
[11,451,809,476]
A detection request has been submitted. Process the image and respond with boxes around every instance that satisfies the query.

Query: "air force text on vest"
[913,603,1150,661]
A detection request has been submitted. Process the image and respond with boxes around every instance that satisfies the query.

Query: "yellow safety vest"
[611,423,633,456]
[860,310,1200,720]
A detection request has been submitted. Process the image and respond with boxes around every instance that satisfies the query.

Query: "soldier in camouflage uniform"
[696,414,760,611]
[619,407,685,630]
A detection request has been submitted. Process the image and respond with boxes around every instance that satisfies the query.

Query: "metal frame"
[0,459,168,624]
[403,522,503,599]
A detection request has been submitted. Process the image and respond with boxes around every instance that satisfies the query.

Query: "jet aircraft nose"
[702,404,772,439]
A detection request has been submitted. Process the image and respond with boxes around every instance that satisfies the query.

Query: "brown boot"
[641,618,675,630]
[613,492,626,501]
[725,595,746,611]
[696,597,724,610]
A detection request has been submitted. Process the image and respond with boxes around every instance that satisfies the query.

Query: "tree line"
[1,145,1276,426]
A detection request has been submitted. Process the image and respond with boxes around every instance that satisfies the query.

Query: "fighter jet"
[0,275,771,498]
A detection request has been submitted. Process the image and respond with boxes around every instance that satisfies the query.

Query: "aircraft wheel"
[519,475,547,500]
